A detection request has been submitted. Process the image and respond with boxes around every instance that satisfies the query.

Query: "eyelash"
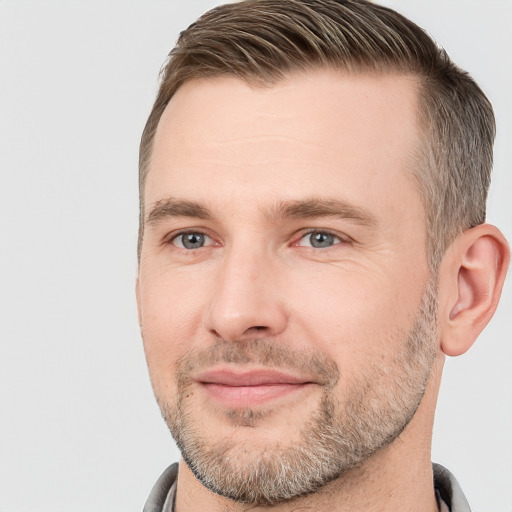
[293,229,350,248]
[164,228,351,251]
[166,229,216,249]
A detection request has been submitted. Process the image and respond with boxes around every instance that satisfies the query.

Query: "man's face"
[137,71,437,504]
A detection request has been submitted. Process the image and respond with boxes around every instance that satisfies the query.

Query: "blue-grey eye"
[298,231,340,248]
[174,232,210,249]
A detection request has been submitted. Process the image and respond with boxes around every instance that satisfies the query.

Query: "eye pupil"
[310,232,334,248]
[182,233,205,249]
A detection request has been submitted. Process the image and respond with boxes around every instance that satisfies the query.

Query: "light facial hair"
[153,278,438,506]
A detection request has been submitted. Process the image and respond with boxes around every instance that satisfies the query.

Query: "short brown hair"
[138,0,495,268]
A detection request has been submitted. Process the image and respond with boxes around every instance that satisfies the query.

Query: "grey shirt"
[143,462,470,512]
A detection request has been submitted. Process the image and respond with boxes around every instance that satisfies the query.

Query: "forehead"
[147,70,422,222]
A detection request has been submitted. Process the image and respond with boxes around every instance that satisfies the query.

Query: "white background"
[0,1,510,511]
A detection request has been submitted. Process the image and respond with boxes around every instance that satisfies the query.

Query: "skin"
[136,70,509,511]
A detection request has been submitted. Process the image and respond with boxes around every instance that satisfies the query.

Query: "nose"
[205,246,288,342]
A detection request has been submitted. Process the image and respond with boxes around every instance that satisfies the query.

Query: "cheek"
[138,270,208,372]
[287,267,424,374]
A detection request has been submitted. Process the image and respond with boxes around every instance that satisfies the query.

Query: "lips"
[195,368,314,407]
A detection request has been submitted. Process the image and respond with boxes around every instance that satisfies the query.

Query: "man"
[136,0,510,510]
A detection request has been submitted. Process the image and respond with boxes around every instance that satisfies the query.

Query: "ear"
[437,223,510,357]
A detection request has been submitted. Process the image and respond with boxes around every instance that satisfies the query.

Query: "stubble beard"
[153,279,438,506]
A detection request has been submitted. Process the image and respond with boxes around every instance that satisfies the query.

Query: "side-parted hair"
[138,0,495,269]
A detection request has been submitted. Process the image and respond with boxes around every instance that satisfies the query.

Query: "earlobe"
[438,224,510,357]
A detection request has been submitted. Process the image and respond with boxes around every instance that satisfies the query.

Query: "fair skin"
[137,70,509,511]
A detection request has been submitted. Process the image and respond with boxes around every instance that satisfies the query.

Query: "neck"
[176,444,438,512]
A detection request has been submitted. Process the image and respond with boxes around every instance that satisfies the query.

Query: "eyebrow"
[145,196,377,227]
[146,198,213,226]
[264,198,377,227]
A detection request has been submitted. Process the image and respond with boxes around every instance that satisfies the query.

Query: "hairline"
[138,66,433,265]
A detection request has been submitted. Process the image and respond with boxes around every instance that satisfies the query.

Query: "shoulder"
[143,463,179,512]
[433,463,472,512]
